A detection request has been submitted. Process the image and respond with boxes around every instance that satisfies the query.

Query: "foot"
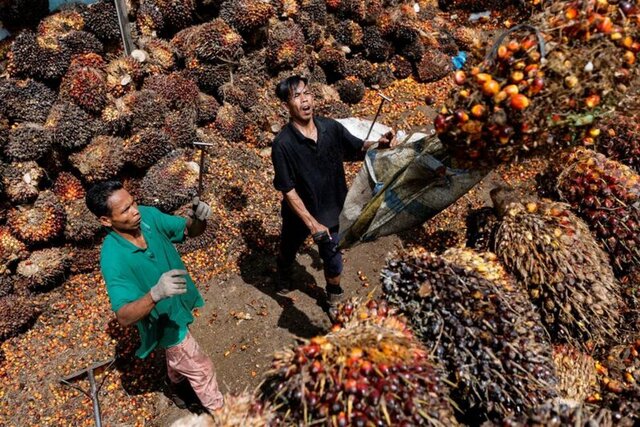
[164,379,188,409]
[275,275,293,294]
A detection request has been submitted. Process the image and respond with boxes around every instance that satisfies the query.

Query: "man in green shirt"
[86,181,223,412]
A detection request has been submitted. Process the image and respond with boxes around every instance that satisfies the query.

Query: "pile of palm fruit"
[435,0,640,168]
[261,299,459,426]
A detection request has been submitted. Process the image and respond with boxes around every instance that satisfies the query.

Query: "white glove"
[189,197,211,221]
[150,269,188,302]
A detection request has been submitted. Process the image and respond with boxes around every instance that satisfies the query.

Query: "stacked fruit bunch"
[597,114,640,172]
[328,298,400,332]
[261,304,458,426]
[381,246,557,420]
[595,340,640,424]
[496,402,615,427]
[556,148,640,273]
[436,0,640,167]
[491,187,622,346]
[552,344,598,403]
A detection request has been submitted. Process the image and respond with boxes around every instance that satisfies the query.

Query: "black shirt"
[271,116,364,228]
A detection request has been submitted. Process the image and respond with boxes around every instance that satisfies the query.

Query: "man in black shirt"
[271,75,396,309]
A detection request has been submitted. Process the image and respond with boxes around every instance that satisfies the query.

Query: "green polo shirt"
[100,206,204,358]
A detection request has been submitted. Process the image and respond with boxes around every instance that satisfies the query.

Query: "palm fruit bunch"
[171,19,244,64]
[328,298,396,332]
[45,102,96,151]
[0,275,14,298]
[436,0,640,168]
[63,199,101,243]
[266,20,306,72]
[552,344,598,403]
[196,92,220,125]
[67,245,101,275]
[214,103,248,143]
[163,109,197,147]
[59,60,107,114]
[217,76,261,112]
[136,0,196,36]
[52,172,85,203]
[140,149,199,212]
[334,76,366,104]
[0,161,45,204]
[139,37,178,74]
[0,295,41,341]
[81,0,120,42]
[5,122,52,161]
[594,340,640,423]
[261,304,459,426]
[122,89,169,130]
[595,114,640,172]
[142,72,199,112]
[16,247,70,292]
[0,78,56,123]
[124,128,173,169]
[382,246,558,420]
[7,194,66,246]
[207,392,277,427]
[69,135,125,184]
[465,207,499,252]
[7,30,71,81]
[496,402,616,427]
[105,56,145,98]
[555,147,640,274]
[101,98,133,135]
[219,0,275,34]
[491,187,622,346]
[0,227,28,275]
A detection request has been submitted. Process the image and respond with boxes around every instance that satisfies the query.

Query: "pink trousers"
[165,330,224,411]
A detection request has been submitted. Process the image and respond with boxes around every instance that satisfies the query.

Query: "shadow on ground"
[236,219,327,339]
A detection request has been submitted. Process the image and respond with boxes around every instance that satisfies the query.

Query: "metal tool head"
[192,141,214,147]
[378,93,392,102]
[61,358,115,383]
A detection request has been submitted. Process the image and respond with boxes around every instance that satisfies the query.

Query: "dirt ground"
[156,233,402,426]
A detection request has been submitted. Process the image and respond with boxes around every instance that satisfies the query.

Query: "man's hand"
[376,130,398,149]
[309,221,331,241]
[189,197,211,221]
[149,269,188,302]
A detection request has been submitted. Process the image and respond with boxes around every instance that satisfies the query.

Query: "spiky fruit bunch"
[8,30,71,81]
[262,308,458,426]
[382,247,558,419]
[60,65,107,114]
[124,128,172,169]
[314,98,351,119]
[155,0,197,34]
[143,72,199,112]
[45,102,96,150]
[63,199,101,242]
[36,9,84,39]
[556,148,640,273]
[300,0,327,23]
[363,26,391,62]
[136,0,164,37]
[317,45,348,80]
[596,340,640,424]
[196,92,220,124]
[210,392,276,426]
[0,295,41,341]
[266,20,305,71]
[1,162,45,205]
[105,56,145,98]
[346,57,375,84]
[140,38,177,74]
[58,30,103,56]
[334,19,363,47]
[7,197,66,246]
[101,98,133,135]
[140,149,199,212]
[218,76,260,112]
[67,245,100,274]
[16,248,69,292]
[552,344,598,403]
[52,172,85,202]
[0,275,14,298]
[122,90,169,130]
[0,227,28,275]
[171,19,243,62]
[337,0,383,24]
[492,189,622,346]
[0,78,56,123]
[390,54,412,79]
[497,402,614,427]
[67,52,106,70]
[596,114,640,172]
[297,12,326,49]
[335,77,365,104]
[5,123,52,161]
[184,58,231,93]
[215,103,248,143]
[82,0,120,41]
[69,135,125,183]
[415,49,451,83]
[219,0,275,33]
[163,109,197,147]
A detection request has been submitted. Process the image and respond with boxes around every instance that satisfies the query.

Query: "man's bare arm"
[284,189,331,237]
[115,293,155,326]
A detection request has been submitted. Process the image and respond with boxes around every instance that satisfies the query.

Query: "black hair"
[275,75,309,103]
[85,181,124,218]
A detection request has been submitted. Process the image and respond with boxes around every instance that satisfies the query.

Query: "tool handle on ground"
[364,98,387,142]
[197,148,205,198]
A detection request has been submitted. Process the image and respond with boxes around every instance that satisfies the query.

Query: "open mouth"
[301,105,312,113]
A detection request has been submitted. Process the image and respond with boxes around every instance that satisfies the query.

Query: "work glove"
[188,197,211,221]
[150,269,188,302]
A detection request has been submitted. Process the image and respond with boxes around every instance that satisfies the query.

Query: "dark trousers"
[277,214,343,280]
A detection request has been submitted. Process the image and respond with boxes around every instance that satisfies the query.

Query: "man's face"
[286,81,314,122]
[99,188,142,232]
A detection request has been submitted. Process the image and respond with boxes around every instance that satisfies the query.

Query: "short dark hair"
[86,181,124,218]
[275,75,309,103]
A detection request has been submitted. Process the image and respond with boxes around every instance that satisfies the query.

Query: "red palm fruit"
[482,80,500,96]
[510,94,530,110]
